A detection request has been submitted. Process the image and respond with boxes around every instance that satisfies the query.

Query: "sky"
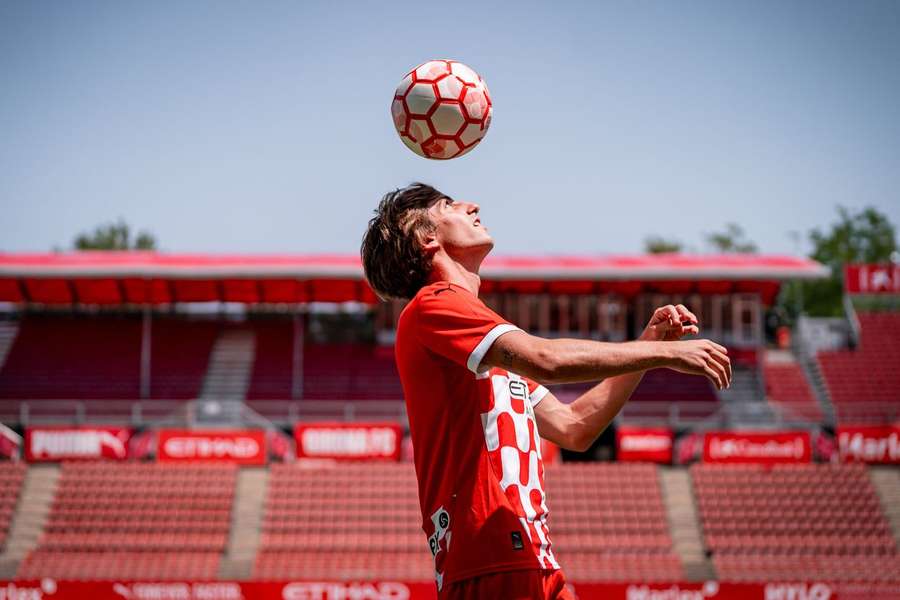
[1,0,898,257]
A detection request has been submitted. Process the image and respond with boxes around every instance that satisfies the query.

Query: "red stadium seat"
[691,463,898,583]
[17,463,237,581]
[817,312,900,423]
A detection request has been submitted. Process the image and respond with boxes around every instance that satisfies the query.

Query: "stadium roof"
[0,252,828,305]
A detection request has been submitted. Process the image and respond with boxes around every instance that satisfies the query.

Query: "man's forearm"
[540,338,670,384]
[566,370,645,451]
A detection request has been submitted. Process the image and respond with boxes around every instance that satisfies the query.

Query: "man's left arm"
[534,304,714,452]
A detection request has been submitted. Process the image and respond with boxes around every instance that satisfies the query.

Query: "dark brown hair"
[361,183,448,300]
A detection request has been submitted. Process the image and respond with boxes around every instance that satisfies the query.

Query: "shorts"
[440,569,575,600]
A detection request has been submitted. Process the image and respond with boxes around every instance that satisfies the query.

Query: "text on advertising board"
[295,423,402,460]
[25,427,130,462]
[703,431,811,464]
[157,429,266,465]
[837,425,900,464]
[616,427,673,464]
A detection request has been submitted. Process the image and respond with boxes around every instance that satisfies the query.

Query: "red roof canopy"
[0,252,827,306]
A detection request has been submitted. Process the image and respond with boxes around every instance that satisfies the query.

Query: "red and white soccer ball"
[391,59,493,160]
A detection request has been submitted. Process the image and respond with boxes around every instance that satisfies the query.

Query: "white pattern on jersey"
[480,371,559,569]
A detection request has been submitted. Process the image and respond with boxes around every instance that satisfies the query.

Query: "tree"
[781,206,897,318]
[73,219,157,251]
[644,236,683,254]
[705,223,757,254]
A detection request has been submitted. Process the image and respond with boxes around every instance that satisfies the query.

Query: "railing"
[0,398,895,429]
[0,398,410,428]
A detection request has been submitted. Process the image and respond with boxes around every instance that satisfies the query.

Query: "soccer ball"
[391,60,493,160]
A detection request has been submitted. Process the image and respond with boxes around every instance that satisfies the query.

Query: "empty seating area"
[247,322,402,402]
[817,312,900,423]
[256,462,683,582]
[546,463,683,581]
[245,319,294,399]
[255,463,431,580]
[555,369,719,424]
[149,318,218,399]
[0,315,218,402]
[764,361,823,422]
[0,315,142,399]
[692,464,899,583]
[0,462,26,551]
[18,463,237,580]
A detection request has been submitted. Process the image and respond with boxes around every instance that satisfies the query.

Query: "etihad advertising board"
[25,426,131,462]
[295,422,403,460]
[157,429,266,465]
[703,431,812,464]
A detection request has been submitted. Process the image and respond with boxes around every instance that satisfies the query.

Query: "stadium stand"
[257,463,684,582]
[149,318,218,399]
[817,312,900,423]
[556,370,719,424]
[246,318,294,400]
[764,360,823,422]
[0,315,217,402]
[17,463,237,580]
[692,463,900,583]
[254,463,432,580]
[547,463,684,581]
[0,462,26,552]
[248,335,402,402]
[0,315,142,400]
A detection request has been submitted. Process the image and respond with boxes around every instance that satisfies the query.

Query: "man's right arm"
[482,330,731,390]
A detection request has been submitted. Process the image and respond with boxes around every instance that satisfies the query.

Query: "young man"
[361,183,731,600]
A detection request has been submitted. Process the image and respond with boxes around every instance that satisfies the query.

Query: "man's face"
[426,196,494,259]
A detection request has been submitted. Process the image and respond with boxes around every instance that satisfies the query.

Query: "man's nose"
[465,202,480,214]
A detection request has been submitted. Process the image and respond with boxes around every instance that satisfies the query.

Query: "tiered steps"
[0,464,59,578]
[870,467,900,551]
[0,321,19,371]
[659,467,713,581]
[219,467,269,580]
[200,329,256,401]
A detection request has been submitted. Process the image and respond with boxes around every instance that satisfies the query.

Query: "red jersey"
[395,281,559,590]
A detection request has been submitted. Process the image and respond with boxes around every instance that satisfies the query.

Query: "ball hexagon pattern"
[391,59,493,160]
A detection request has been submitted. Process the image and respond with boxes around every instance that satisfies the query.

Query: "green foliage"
[809,207,896,270]
[74,219,157,251]
[705,223,757,254]
[783,206,897,318]
[643,236,683,254]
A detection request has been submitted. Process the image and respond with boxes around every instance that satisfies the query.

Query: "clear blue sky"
[2,1,898,256]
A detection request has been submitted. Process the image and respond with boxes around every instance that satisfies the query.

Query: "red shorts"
[440,569,575,600]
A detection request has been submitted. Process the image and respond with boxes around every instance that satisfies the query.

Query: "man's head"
[361,182,493,300]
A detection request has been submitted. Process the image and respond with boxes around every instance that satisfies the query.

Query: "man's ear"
[419,228,440,256]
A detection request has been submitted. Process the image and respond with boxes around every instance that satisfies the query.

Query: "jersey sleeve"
[415,285,521,374]
[523,376,550,407]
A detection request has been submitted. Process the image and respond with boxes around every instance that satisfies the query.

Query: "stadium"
[0,253,897,600]
[3,2,900,599]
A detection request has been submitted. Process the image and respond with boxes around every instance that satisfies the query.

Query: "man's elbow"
[567,431,594,453]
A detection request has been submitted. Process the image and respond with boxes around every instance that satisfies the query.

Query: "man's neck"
[428,251,485,297]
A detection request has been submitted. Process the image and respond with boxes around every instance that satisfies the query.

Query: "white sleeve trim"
[529,385,549,407]
[466,323,522,374]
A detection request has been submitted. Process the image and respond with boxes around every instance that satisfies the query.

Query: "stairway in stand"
[0,320,19,372]
[200,329,256,401]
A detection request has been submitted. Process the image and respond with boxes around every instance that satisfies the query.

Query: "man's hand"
[640,304,731,389]
[641,304,699,342]
[665,339,732,390]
